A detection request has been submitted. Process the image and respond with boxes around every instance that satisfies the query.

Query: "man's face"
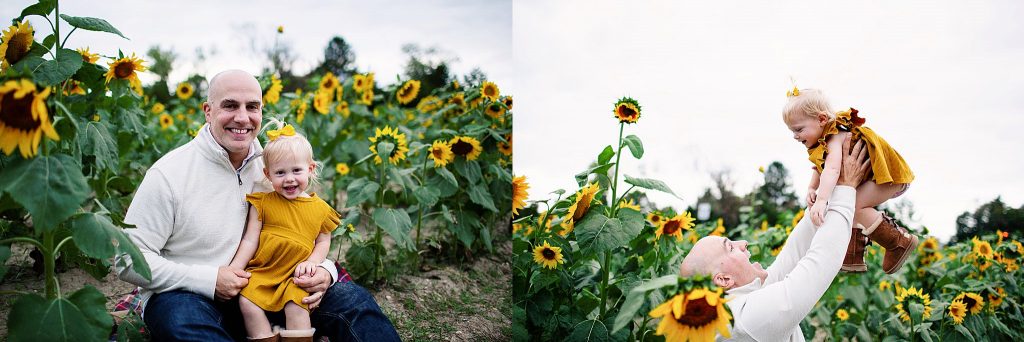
[204,72,263,156]
[687,236,768,289]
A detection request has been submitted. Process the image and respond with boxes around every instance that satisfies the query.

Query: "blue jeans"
[145,281,400,342]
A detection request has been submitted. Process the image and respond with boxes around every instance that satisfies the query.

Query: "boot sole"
[841,265,867,273]
[883,234,919,274]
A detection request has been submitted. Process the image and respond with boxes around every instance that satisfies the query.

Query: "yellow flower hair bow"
[786,86,800,97]
[267,124,295,141]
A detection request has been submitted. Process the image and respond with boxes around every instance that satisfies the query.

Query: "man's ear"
[712,272,734,289]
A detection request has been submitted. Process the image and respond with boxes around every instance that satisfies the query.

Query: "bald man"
[118,70,399,341]
[679,135,871,341]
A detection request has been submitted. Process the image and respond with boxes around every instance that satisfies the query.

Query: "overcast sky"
[512,1,1024,241]
[3,0,512,89]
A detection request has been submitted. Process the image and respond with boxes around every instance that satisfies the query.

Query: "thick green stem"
[598,251,611,319]
[374,162,386,280]
[415,153,429,248]
[609,123,625,216]
[43,231,57,299]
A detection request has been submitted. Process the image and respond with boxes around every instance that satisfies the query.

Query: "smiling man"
[117,70,399,341]
[679,135,871,341]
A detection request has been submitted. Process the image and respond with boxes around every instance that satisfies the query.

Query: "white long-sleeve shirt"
[117,124,337,310]
[722,186,855,342]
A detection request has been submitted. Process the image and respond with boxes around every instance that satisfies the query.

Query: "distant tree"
[748,162,799,226]
[462,67,488,87]
[311,36,357,78]
[146,45,177,102]
[402,44,454,97]
[953,197,1024,243]
[696,170,748,229]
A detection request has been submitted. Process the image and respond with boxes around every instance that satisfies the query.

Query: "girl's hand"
[810,201,826,227]
[294,261,318,277]
[806,189,817,208]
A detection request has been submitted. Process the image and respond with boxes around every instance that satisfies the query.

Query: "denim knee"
[144,290,238,342]
[312,281,400,342]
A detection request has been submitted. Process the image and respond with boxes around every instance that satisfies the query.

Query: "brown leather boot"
[279,328,315,342]
[865,213,918,274]
[841,225,868,272]
[248,333,280,342]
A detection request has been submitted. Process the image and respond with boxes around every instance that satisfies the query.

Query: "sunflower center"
[432,147,445,159]
[6,32,33,64]
[451,139,473,155]
[0,91,41,131]
[980,245,991,255]
[674,297,718,328]
[541,248,556,260]
[484,87,496,97]
[962,297,977,311]
[325,79,336,88]
[618,105,637,119]
[114,62,135,79]
[663,220,681,235]
[574,194,595,221]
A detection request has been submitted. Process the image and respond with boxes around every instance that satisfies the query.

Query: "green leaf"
[58,14,128,39]
[42,34,56,49]
[622,135,644,159]
[489,164,513,183]
[386,166,413,191]
[436,166,458,187]
[623,174,680,199]
[574,163,614,186]
[577,289,601,316]
[344,241,376,280]
[953,323,975,342]
[376,141,395,164]
[17,0,55,21]
[453,210,482,248]
[34,48,84,86]
[612,274,681,333]
[70,212,151,281]
[468,183,498,212]
[597,145,615,165]
[337,208,360,235]
[412,186,440,207]
[566,319,610,342]
[373,208,414,250]
[0,245,10,281]
[8,287,111,341]
[0,155,89,233]
[454,159,483,184]
[345,178,379,206]
[576,208,644,255]
[78,121,118,172]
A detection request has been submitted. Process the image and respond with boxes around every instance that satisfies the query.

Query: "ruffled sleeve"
[245,192,268,222]
[320,202,341,234]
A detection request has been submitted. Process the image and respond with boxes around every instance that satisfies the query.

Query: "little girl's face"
[264,155,315,200]
[786,114,827,149]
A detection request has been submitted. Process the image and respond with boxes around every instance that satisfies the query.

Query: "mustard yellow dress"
[807,108,914,185]
[239,191,339,312]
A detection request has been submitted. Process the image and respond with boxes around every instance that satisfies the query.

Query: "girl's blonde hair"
[261,118,322,187]
[782,88,834,125]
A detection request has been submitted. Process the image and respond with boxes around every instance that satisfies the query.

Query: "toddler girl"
[228,121,339,341]
[782,88,917,274]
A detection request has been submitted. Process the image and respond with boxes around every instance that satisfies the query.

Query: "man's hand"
[838,135,870,187]
[294,268,332,310]
[215,266,250,301]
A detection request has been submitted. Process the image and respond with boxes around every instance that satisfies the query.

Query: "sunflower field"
[0,1,513,340]
[511,98,1023,341]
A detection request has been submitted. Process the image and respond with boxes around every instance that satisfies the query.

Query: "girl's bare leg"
[853,182,905,231]
[284,301,312,330]
[239,296,274,338]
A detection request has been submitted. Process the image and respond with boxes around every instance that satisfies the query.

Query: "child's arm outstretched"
[809,132,850,226]
[228,206,262,270]
[295,233,331,277]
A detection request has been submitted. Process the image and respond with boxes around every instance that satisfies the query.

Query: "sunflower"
[176,82,194,100]
[0,79,59,158]
[336,101,350,118]
[613,97,642,124]
[972,237,994,259]
[894,287,932,322]
[497,133,512,156]
[264,75,283,105]
[396,80,420,105]
[63,80,86,96]
[619,199,641,211]
[151,103,166,114]
[791,209,804,227]
[353,72,374,93]
[485,102,506,118]
[159,113,173,130]
[879,280,891,292]
[368,125,409,164]
[76,47,100,64]
[502,96,513,111]
[710,218,726,236]
[1,21,34,71]
[560,183,600,235]
[947,300,967,324]
[335,163,350,176]
[295,100,308,123]
[648,212,664,226]
[277,26,284,34]
[319,72,339,92]
[449,136,483,161]
[532,241,564,270]
[480,81,500,101]
[986,287,1005,309]
[512,175,530,215]
[313,89,332,115]
[359,89,373,105]
[452,80,460,89]
[468,96,483,109]
[836,309,849,321]
[428,140,454,168]
[417,95,443,113]
[105,53,147,95]
[656,212,695,242]
[448,92,466,107]
[649,288,732,342]
[954,292,984,315]
[918,236,939,253]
